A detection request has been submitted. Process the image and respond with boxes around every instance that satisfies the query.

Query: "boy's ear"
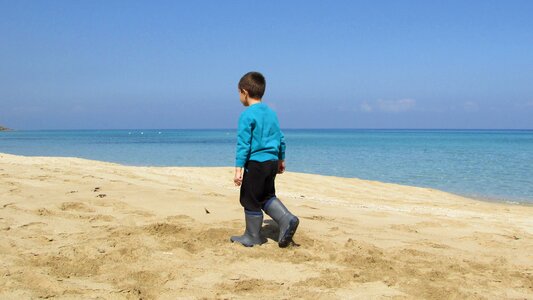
[240,88,249,96]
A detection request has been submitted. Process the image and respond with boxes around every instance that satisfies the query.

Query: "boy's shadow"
[261,219,279,241]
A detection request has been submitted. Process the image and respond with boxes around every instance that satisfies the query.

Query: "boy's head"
[238,72,265,106]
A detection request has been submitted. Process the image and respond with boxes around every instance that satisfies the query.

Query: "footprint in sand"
[36,208,54,216]
[203,192,224,197]
[300,205,318,210]
[302,215,329,221]
[60,202,95,212]
[19,221,47,228]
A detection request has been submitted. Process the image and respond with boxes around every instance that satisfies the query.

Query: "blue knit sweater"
[235,102,285,167]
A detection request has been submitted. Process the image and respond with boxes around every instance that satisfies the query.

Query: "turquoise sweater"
[235,102,286,167]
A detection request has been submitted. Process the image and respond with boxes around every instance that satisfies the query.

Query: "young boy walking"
[230,71,299,248]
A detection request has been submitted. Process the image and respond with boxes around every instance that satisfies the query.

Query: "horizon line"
[3,127,533,131]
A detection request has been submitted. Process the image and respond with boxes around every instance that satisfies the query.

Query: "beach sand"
[0,152,532,299]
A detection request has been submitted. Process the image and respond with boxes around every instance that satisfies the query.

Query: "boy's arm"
[279,130,286,161]
[236,114,253,167]
[234,114,253,185]
[278,130,286,174]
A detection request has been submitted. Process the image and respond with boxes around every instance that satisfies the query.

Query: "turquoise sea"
[1,129,532,204]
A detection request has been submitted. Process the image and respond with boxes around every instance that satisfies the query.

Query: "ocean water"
[1,129,532,204]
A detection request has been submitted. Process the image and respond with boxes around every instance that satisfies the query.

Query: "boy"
[230,71,299,248]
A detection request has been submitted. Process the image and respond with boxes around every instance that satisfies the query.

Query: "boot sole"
[230,237,265,247]
[279,217,299,248]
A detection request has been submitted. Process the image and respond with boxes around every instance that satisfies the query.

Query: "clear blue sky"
[1,0,532,129]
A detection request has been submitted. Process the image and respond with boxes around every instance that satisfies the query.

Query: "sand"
[0,152,532,299]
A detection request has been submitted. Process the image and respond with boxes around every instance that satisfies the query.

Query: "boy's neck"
[247,98,262,106]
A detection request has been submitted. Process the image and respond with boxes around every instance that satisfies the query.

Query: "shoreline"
[1,151,531,206]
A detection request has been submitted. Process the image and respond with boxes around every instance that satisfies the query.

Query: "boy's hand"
[234,167,243,186]
[278,160,285,174]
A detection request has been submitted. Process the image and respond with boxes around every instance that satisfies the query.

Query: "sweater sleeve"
[279,130,286,160]
[235,113,253,167]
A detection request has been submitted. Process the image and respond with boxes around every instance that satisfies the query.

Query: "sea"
[1,129,532,204]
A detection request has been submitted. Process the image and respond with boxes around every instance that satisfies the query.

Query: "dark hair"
[238,72,266,99]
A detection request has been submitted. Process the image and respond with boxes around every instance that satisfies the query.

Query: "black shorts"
[240,160,278,212]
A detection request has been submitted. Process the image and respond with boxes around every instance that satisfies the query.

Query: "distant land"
[0,125,11,131]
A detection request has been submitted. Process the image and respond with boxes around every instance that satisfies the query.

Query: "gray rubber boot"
[230,211,266,247]
[263,197,299,248]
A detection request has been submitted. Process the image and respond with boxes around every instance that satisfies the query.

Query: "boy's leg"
[263,197,299,247]
[238,161,264,212]
[230,210,265,247]
[262,161,300,248]
[230,161,267,247]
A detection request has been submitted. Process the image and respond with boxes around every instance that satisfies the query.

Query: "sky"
[1,0,532,129]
